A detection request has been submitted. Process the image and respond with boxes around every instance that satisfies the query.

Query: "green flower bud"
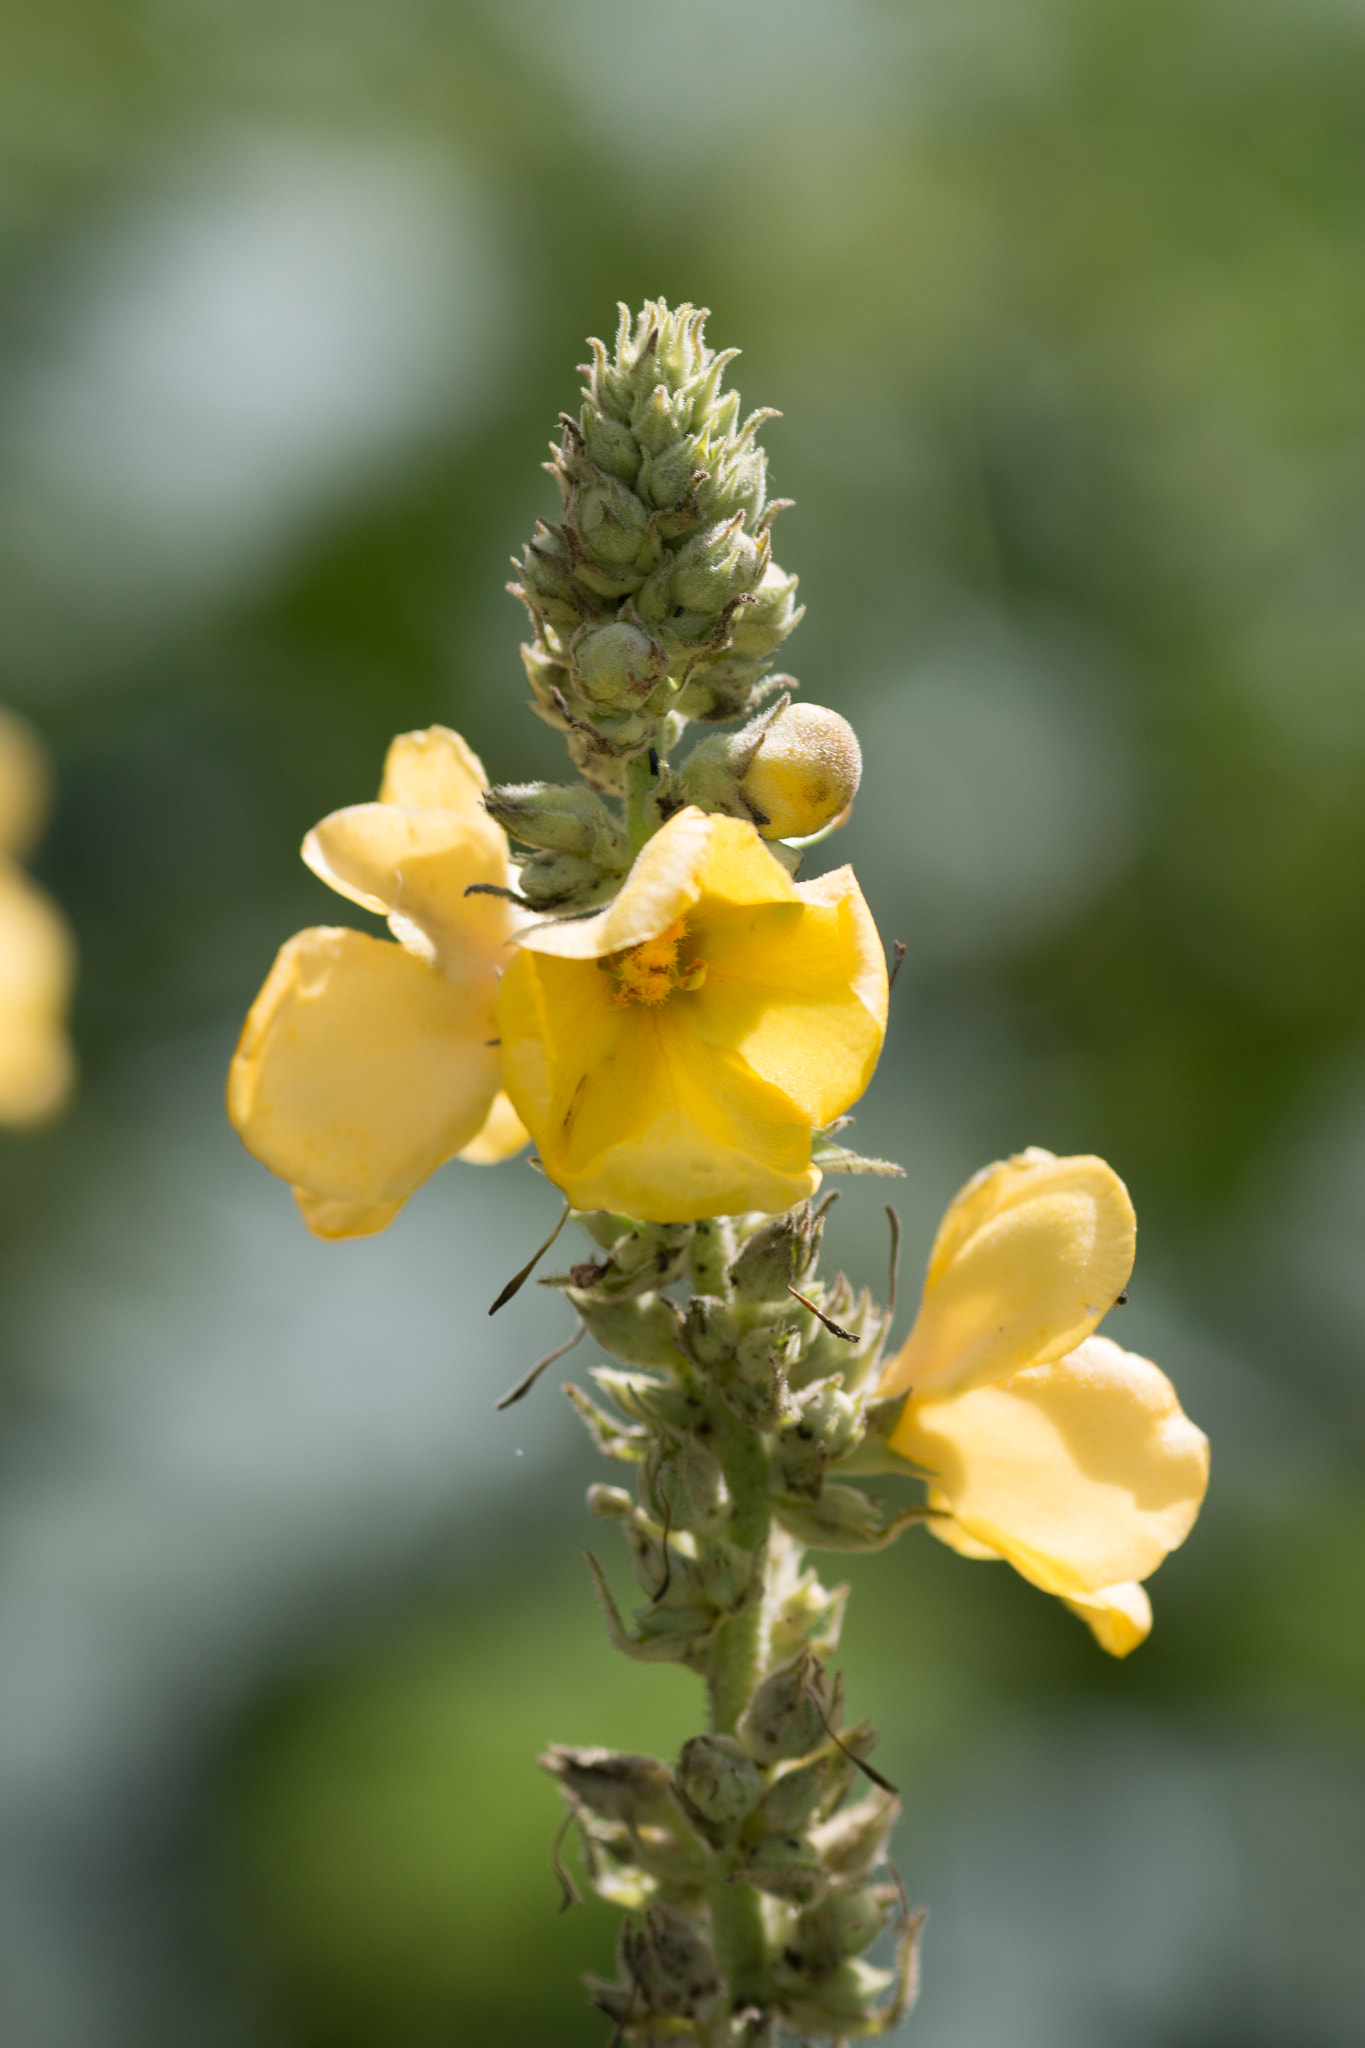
[515,524,591,629]
[736,1831,827,1904]
[514,849,615,912]
[568,1289,687,1370]
[739,702,861,839]
[776,1381,865,1497]
[809,1789,899,1878]
[642,1430,729,1531]
[770,1570,849,1666]
[755,1751,845,1835]
[576,475,651,570]
[687,1215,738,1295]
[739,1651,833,1766]
[774,1481,902,1553]
[572,619,667,709]
[483,780,630,865]
[637,435,703,513]
[728,561,801,659]
[672,1734,766,1840]
[541,1744,674,1825]
[668,515,764,614]
[726,1209,800,1301]
[581,408,640,482]
[778,1956,898,2036]
[630,380,691,459]
[787,1881,900,1975]
[591,1365,697,1428]
[680,1294,738,1369]
[519,638,572,722]
[618,1906,722,2019]
[588,1483,634,1520]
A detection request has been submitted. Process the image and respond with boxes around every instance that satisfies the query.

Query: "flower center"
[606,919,708,1006]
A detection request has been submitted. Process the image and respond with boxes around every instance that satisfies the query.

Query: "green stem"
[705,1395,776,2013]
[624,749,657,854]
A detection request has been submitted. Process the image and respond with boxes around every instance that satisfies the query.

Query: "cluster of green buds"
[511,301,801,771]
[489,302,862,912]
[537,1198,925,2042]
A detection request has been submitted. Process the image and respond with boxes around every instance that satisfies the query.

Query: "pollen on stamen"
[605,920,704,1006]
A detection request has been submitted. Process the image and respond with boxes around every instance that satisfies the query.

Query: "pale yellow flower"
[879,1148,1209,1655]
[0,711,74,1124]
[497,806,887,1222]
[228,727,528,1240]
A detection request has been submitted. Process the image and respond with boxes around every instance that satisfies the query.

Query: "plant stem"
[705,1395,777,2013]
[624,749,657,854]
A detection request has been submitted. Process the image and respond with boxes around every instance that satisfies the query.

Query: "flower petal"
[512,808,751,960]
[457,1089,530,1164]
[0,857,74,1123]
[378,726,489,815]
[690,863,886,1126]
[302,805,513,975]
[228,926,499,1205]
[497,949,820,1219]
[879,1149,1136,1398]
[293,1189,403,1240]
[1062,1582,1152,1658]
[0,710,52,859]
[895,1333,1209,1595]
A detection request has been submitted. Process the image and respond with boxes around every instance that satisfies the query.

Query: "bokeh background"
[1,1,1363,2042]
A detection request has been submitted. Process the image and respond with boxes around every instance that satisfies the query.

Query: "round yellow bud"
[740,703,861,840]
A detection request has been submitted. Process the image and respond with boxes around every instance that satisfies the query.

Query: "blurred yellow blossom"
[228,727,527,1240]
[497,806,887,1221]
[879,1149,1208,1655]
[0,711,74,1124]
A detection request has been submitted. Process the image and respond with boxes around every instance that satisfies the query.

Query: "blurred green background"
[0,1,1363,2042]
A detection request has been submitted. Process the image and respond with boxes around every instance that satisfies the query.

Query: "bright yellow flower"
[228,727,528,1240]
[878,1148,1209,1655]
[0,710,74,1124]
[497,806,887,1222]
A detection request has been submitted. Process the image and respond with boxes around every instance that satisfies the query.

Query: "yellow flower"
[878,1148,1209,1656]
[228,727,528,1240]
[497,806,887,1222]
[0,710,75,1124]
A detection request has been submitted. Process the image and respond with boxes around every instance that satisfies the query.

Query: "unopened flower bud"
[576,476,651,570]
[726,1209,800,1301]
[680,1294,738,1369]
[588,1483,634,1520]
[618,1905,721,2017]
[483,781,629,865]
[777,1383,864,1497]
[515,849,613,911]
[779,1955,899,2035]
[755,1751,842,1835]
[774,1481,897,1553]
[541,1744,673,1824]
[571,619,668,709]
[672,1734,766,1840]
[582,409,640,482]
[643,1431,729,1531]
[567,1290,686,1370]
[788,1882,900,1974]
[668,517,763,615]
[809,1789,900,1877]
[740,703,861,840]
[739,1651,833,1766]
[736,1831,827,1904]
[637,436,702,512]
[770,1570,849,1666]
[728,561,799,658]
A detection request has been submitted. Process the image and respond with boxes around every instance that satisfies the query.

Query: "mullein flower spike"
[226,302,1209,2037]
